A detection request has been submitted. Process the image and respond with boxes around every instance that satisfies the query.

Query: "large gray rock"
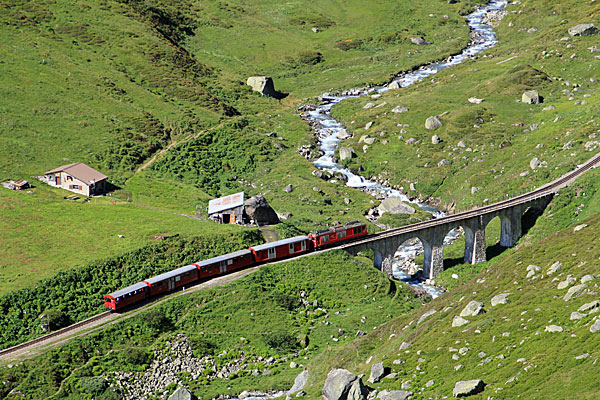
[168,387,194,400]
[522,90,541,104]
[452,380,485,398]
[491,293,510,306]
[410,36,432,45]
[339,147,356,161]
[452,316,470,328]
[568,24,599,37]
[244,195,279,225]
[590,319,600,333]
[323,369,358,400]
[368,362,385,383]
[460,301,485,317]
[425,116,442,130]
[247,76,277,97]
[564,284,588,301]
[289,370,309,395]
[347,377,368,400]
[378,390,413,400]
[391,106,409,113]
[378,197,416,215]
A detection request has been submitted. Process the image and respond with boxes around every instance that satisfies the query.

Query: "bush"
[79,376,108,395]
[189,335,216,357]
[121,347,149,366]
[264,331,299,351]
[272,292,300,311]
[145,309,173,332]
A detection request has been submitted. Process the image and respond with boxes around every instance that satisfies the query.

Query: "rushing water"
[304,0,507,298]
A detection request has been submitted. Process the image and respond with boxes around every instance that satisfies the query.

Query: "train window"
[201,266,206,272]
[338,231,346,238]
[228,259,233,265]
[362,226,366,231]
[322,235,329,242]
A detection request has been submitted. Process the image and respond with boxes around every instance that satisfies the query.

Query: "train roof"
[250,236,309,251]
[194,249,252,267]
[107,282,148,299]
[144,264,198,285]
[312,221,365,235]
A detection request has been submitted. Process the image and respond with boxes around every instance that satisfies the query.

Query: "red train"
[104,221,368,311]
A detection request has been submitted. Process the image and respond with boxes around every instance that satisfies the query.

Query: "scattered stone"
[425,380,434,388]
[468,97,484,104]
[377,390,413,400]
[290,362,298,369]
[425,116,443,130]
[339,147,356,161]
[368,362,385,384]
[391,106,409,113]
[453,380,485,398]
[418,309,436,324]
[388,82,401,90]
[573,224,588,232]
[557,276,577,290]
[363,102,376,110]
[452,316,470,327]
[526,264,541,278]
[578,300,600,313]
[432,135,442,144]
[405,137,417,145]
[312,27,319,33]
[568,24,599,37]
[399,342,412,350]
[289,370,309,395]
[581,275,595,284]
[522,90,541,104]
[547,261,562,275]
[410,36,432,45]
[570,312,586,320]
[542,105,556,111]
[457,141,466,148]
[168,386,194,400]
[283,184,293,193]
[564,284,588,301]
[545,325,564,333]
[590,320,600,333]
[460,301,485,317]
[529,157,541,170]
[491,293,510,306]
[575,353,590,360]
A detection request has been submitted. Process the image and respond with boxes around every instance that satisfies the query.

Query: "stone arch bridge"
[339,153,600,279]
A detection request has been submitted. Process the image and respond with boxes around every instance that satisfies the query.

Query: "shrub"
[272,292,300,311]
[264,331,299,351]
[189,336,216,357]
[79,376,108,395]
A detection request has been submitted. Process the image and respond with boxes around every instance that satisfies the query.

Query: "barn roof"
[143,264,198,285]
[208,192,244,214]
[107,282,148,299]
[194,249,252,267]
[250,236,309,251]
[45,163,108,185]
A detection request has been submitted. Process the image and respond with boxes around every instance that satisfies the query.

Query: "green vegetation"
[0,231,261,349]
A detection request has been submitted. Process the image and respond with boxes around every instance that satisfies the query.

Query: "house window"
[267,248,276,259]
[67,175,73,181]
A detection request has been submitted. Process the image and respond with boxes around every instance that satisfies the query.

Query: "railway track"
[2,152,598,362]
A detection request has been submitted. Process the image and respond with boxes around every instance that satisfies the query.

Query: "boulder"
[289,370,309,395]
[425,116,442,130]
[410,36,432,45]
[244,195,279,225]
[452,316,470,327]
[530,157,541,170]
[522,90,541,104]
[368,362,385,384]
[378,197,416,215]
[564,284,588,301]
[568,24,599,37]
[432,135,442,144]
[388,82,401,90]
[347,378,369,400]
[377,390,413,400]
[247,76,278,97]
[590,319,600,333]
[337,129,352,140]
[453,380,485,398]
[322,369,361,400]
[460,301,485,317]
[339,147,356,161]
[491,293,510,306]
[168,387,194,400]
[391,106,409,113]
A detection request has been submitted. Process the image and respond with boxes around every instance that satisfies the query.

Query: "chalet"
[44,163,108,196]
[208,192,247,224]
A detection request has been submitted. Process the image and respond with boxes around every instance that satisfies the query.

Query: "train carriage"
[309,220,367,248]
[143,264,199,297]
[104,282,149,311]
[194,249,253,279]
[250,236,311,263]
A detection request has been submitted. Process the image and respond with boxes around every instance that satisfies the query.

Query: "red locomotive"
[104,221,367,311]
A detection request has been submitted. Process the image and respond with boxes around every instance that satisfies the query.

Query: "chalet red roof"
[45,163,108,185]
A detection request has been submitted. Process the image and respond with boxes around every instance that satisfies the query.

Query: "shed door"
[56,175,61,185]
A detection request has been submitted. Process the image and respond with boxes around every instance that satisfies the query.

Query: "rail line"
[2,153,598,362]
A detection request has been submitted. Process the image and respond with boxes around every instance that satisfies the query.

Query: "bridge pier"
[420,231,445,280]
[499,207,522,247]
[464,217,486,264]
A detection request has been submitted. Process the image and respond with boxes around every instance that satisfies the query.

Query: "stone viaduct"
[339,152,600,280]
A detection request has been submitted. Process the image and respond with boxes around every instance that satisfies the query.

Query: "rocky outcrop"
[288,370,309,395]
[453,380,485,397]
[323,369,368,400]
[244,195,280,225]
